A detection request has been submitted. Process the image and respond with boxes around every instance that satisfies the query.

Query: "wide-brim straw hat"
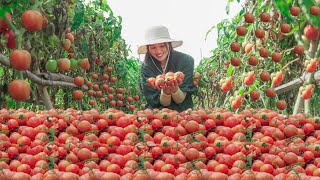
[138,25,183,54]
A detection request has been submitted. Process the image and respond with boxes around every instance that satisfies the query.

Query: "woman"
[139,25,197,112]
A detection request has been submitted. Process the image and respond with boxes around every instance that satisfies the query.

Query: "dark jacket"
[140,50,197,112]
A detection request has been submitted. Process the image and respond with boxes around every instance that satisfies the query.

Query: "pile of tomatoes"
[147,72,185,89]
[1,108,320,179]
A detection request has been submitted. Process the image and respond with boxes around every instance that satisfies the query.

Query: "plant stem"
[304,39,319,115]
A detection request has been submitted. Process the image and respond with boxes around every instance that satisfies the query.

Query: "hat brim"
[138,39,183,54]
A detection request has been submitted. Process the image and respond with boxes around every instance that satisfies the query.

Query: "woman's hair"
[144,42,173,62]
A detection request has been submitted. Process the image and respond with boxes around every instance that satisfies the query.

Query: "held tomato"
[147,77,156,88]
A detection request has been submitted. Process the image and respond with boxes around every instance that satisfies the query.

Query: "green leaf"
[0,67,3,76]
[238,86,245,95]
[8,99,15,109]
[299,0,319,28]
[100,1,111,12]
[70,1,85,31]
[226,1,230,15]
[31,0,42,9]
[224,28,230,39]
[80,37,88,54]
[0,7,10,17]
[113,27,121,40]
[205,25,215,40]
[286,23,299,36]
[239,9,245,16]
[315,84,320,96]
[227,65,233,77]
[248,81,261,93]
[274,0,294,23]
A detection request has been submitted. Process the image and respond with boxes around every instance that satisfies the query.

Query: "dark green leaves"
[274,0,294,23]
[70,1,85,31]
[226,1,231,15]
[299,0,319,28]
[227,64,234,77]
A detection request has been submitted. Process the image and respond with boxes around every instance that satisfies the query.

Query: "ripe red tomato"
[276,100,287,110]
[248,56,259,66]
[304,25,319,41]
[10,50,32,71]
[184,120,199,133]
[271,52,282,62]
[0,12,12,30]
[244,13,254,23]
[2,29,16,49]
[294,45,304,55]
[236,26,246,36]
[259,48,269,58]
[243,71,255,86]
[280,23,291,33]
[310,6,320,16]
[21,10,44,32]
[230,42,240,52]
[290,6,301,16]
[260,12,270,22]
[305,58,318,72]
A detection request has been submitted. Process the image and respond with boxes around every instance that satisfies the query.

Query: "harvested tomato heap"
[1,108,320,179]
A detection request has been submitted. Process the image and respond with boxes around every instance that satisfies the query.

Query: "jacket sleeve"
[140,64,162,108]
[178,56,197,94]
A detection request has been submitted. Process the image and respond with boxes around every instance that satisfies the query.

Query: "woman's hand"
[169,80,179,93]
[163,86,171,95]
[156,80,179,95]
[155,84,171,95]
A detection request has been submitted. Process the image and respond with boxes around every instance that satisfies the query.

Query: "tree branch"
[0,53,88,91]
[36,72,74,82]
[24,71,88,90]
[275,70,320,94]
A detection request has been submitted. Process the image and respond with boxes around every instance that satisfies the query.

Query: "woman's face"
[148,43,169,63]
